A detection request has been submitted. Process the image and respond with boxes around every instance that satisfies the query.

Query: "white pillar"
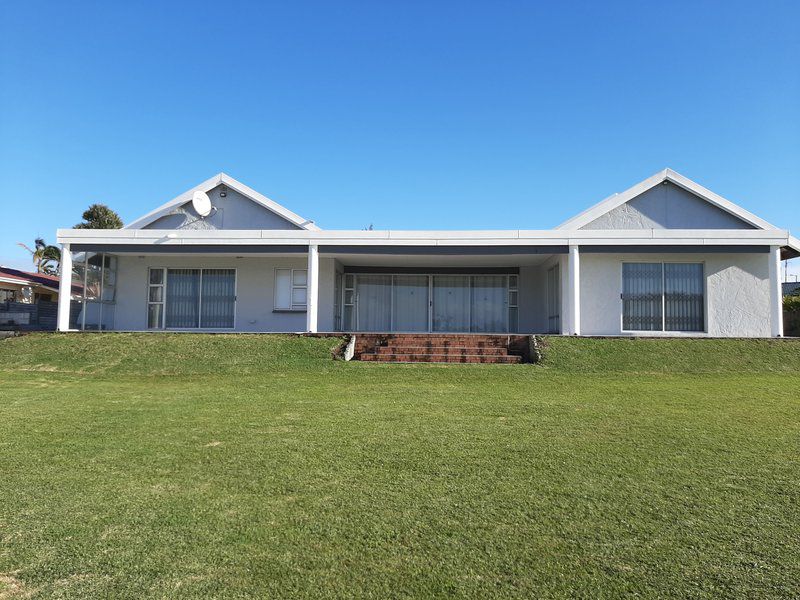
[306,243,319,333]
[57,244,72,332]
[568,244,581,335]
[769,245,783,337]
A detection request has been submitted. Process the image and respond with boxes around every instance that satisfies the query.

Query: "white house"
[56,169,799,337]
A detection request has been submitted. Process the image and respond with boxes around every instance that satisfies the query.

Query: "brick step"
[360,352,522,364]
[369,338,510,347]
[372,345,510,356]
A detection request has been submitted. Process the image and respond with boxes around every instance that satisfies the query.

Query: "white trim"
[769,246,784,337]
[306,244,319,333]
[56,227,798,251]
[567,245,580,335]
[124,173,320,231]
[57,244,72,331]
[556,169,781,232]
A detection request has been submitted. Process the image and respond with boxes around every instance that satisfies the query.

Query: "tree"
[74,204,123,229]
[17,238,60,275]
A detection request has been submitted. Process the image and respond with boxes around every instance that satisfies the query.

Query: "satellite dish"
[191,191,212,217]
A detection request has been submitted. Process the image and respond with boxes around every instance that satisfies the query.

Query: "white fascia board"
[123,173,319,231]
[57,228,792,248]
[0,276,30,285]
[555,169,780,231]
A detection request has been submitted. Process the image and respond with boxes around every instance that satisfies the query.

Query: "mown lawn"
[1,334,799,599]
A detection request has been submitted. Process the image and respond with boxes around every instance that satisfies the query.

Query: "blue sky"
[1,1,798,275]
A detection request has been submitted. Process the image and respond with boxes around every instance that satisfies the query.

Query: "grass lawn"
[1,334,799,599]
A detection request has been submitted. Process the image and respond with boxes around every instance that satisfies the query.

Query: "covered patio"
[55,229,583,334]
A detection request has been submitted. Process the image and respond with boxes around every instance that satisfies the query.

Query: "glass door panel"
[432,276,470,332]
[356,274,392,331]
[471,275,507,332]
[392,275,429,331]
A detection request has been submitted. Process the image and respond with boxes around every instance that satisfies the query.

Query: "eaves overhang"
[57,228,798,255]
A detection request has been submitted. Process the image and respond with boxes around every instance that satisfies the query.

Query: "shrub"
[785,295,800,313]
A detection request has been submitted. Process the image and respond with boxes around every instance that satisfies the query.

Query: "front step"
[372,345,510,356]
[353,333,529,364]
[360,352,522,364]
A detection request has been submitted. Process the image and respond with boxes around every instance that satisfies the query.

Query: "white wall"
[579,252,772,337]
[114,255,337,332]
[519,257,562,333]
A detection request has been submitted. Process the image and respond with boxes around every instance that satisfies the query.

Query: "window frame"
[273,268,308,312]
[619,260,707,334]
[146,267,238,330]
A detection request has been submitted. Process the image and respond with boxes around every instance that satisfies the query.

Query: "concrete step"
[360,352,522,364]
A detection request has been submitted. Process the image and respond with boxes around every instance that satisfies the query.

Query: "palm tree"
[17,238,61,275]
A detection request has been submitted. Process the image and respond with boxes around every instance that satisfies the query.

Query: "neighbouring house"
[0,267,63,303]
[0,267,81,330]
[784,282,800,296]
[55,169,799,336]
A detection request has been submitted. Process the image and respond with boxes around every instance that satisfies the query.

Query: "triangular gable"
[556,169,779,231]
[125,173,320,230]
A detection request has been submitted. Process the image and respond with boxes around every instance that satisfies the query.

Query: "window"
[147,268,165,329]
[274,269,307,310]
[508,275,519,333]
[338,273,518,333]
[342,273,355,329]
[622,262,704,332]
[334,271,342,331]
[147,268,236,329]
[71,252,118,331]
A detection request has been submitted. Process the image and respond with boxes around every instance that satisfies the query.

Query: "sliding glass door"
[151,268,236,329]
[356,274,392,332]
[432,276,471,332]
[393,275,429,332]
[345,273,515,333]
[470,275,507,333]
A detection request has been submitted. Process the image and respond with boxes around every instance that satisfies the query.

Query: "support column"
[306,243,319,333]
[57,244,72,332]
[568,244,581,335]
[769,245,783,337]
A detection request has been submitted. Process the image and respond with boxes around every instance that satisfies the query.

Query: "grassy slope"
[0,334,799,599]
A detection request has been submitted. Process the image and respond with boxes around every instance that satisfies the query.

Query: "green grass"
[1,333,799,599]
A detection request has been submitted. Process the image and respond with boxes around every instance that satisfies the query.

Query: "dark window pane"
[622,263,663,331]
[200,269,235,328]
[165,269,200,328]
[665,263,704,332]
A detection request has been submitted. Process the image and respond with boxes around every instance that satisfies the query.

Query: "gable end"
[143,184,302,230]
[581,181,756,230]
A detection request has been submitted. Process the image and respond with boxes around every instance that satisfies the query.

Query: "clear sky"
[1,1,798,276]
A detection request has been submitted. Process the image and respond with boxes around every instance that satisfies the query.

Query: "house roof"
[0,267,62,293]
[556,169,782,232]
[56,169,800,259]
[124,173,321,231]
